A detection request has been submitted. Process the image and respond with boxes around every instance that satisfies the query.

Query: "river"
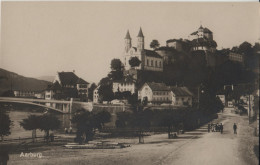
[4,109,72,140]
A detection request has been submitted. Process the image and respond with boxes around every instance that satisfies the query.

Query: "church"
[123,28,163,72]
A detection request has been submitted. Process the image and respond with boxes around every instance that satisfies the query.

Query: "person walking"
[69,126,73,134]
[208,124,211,133]
[220,123,223,134]
[64,127,68,134]
[233,123,237,134]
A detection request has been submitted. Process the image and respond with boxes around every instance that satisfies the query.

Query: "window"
[151,60,153,66]
[147,59,149,66]
[155,61,157,67]
[159,61,161,67]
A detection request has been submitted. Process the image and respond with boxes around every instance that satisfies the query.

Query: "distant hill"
[0,68,51,95]
[36,75,55,82]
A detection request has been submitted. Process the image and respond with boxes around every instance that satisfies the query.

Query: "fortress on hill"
[122,26,219,74]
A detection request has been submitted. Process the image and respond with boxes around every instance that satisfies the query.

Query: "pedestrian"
[220,123,223,134]
[211,123,215,132]
[233,123,237,134]
[215,123,219,132]
[69,126,73,134]
[65,127,68,134]
[208,124,211,133]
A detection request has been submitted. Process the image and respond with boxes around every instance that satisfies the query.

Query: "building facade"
[93,86,100,103]
[112,79,136,94]
[123,28,163,72]
[47,71,89,101]
[228,52,245,64]
[170,87,193,107]
[138,82,172,105]
[190,25,217,53]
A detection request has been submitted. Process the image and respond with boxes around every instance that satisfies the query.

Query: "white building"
[93,86,100,103]
[123,28,163,72]
[138,82,171,105]
[112,79,136,94]
[170,87,193,107]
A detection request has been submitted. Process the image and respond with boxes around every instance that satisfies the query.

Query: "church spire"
[125,30,131,39]
[137,27,144,37]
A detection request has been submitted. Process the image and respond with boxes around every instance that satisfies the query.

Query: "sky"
[1,2,259,84]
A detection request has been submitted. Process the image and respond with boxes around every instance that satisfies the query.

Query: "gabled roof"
[137,27,144,37]
[58,72,88,86]
[146,82,170,91]
[169,86,193,96]
[125,30,131,39]
[77,78,89,84]
[145,49,162,58]
[47,81,62,90]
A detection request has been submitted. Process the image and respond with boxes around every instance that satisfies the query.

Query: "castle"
[122,26,219,72]
[123,28,163,72]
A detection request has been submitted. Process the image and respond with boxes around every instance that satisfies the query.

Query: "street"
[8,107,259,165]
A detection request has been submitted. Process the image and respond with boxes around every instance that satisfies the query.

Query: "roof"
[47,81,62,90]
[125,30,131,39]
[77,78,89,84]
[145,49,162,58]
[58,72,88,86]
[146,82,170,91]
[169,87,193,96]
[203,28,212,33]
[190,26,212,35]
[137,27,144,37]
[166,39,183,43]
[191,38,217,47]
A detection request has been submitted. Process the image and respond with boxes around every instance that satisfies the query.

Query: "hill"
[36,75,55,82]
[0,68,51,95]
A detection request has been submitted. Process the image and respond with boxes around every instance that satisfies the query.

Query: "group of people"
[207,123,238,134]
[65,126,73,134]
[208,123,224,134]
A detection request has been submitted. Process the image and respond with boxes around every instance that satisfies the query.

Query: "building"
[166,39,183,52]
[138,82,171,105]
[48,71,89,101]
[169,87,193,107]
[13,90,36,98]
[112,79,136,94]
[228,52,245,64]
[190,25,217,53]
[123,28,163,72]
[45,81,62,100]
[93,86,100,103]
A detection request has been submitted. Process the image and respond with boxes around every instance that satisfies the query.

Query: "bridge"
[0,97,93,114]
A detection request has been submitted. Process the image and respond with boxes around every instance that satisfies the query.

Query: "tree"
[72,109,111,144]
[129,57,141,68]
[94,110,111,129]
[156,109,185,139]
[129,109,153,143]
[38,114,61,143]
[98,83,114,102]
[111,59,123,71]
[0,110,11,141]
[150,40,160,50]
[20,115,41,142]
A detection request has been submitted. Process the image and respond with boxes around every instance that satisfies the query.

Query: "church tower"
[125,30,132,53]
[137,27,144,52]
